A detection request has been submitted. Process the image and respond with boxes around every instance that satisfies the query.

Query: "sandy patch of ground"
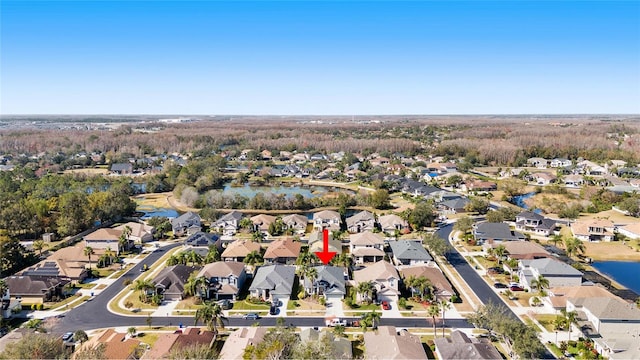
[133,192,173,209]
[577,209,639,225]
[63,168,110,175]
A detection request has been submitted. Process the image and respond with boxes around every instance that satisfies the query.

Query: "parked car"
[493,282,508,289]
[62,332,74,343]
[509,285,525,292]
[242,313,260,320]
[269,304,278,315]
[217,299,232,310]
[327,318,348,327]
[381,300,391,310]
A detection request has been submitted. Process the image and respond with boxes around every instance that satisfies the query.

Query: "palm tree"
[306,267,318,297]
[243,250,263,267]
[407,276,433,301]
[357,281,375,304]
[428,303,440,336]
[127,327,136,338]
[32,240,46,257]
[439,299,451,337]
[0,279,8,300]
[504,258,519,282]
[239,218,253,232]
[251,231,265,242]
[296,248,315,267]
[560,309,578,341]
[84,246,95,271]
[493,245,506,264]
[133,279,154,303]
[186,250,203,266]
[104,248,115,266]
[530,275,550,295]
[564,237,586,259]
[549,234,564,248]
[194,302,228,348]
[204,245,220,263]
[366,310,381,330]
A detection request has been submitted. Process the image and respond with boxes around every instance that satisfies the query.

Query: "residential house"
[563,174,584,188]
[299,328,352,359]
[439,197,471,214]
[211,211,243,236]
[514,211,557,237]
[260,149,272,160]
[4,275,69,305]
[434,330,502,360]
[110,163,133,175]
[577,160,607,176]
[400,265,455,300]
[473,222,526,245]
[218,327,268,360]
[518,258,583,290]
[550,158,572,168]
[544,284,618,311]
[313,210,341,231]
[250,214,276,235]
[183,231,220,257]
[263,238,301,265]
[281,214,308,235]
[570,219,615,242]
[531,172,557,185]
[349,231,385,264]
[20,259,88,283]
[196,261,246,300]
[142,328,214,360]
[486,241,550,260]
[462,180,497,193]
[527,157,549,168]
[353,261,400,303]
[346,210,376,233]
[115,222,154,244]
[248,264,296,301]
[1,287,20,319]
[152,265,199,301]
[304,265,346,300]
[567,297,640,358]
[389,241,433,266]
[617,223,640,240]
[171,212,202,237]
[308,230,342,254]
[364,326,428,360]
[378,214,410,234]
[80,329,142,360]
[84,228,122,255]
[220,239,261,262]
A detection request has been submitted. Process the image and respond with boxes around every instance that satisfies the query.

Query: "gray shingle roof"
[249,265,295,296]
[521,258,583,276]
[311,265,346,295]
[474,222,526,241]
[389,241,433,261]
[434,330,502,360]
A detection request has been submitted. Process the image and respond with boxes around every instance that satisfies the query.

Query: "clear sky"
[1,1,639,115]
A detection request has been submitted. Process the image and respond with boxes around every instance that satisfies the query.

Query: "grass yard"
[175,297,202,310]
[533,314,558,332]
[136,332,160,347]
[287,299,325,311]
[231,300,270,311]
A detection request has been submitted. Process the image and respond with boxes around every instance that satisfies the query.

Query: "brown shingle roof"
[364,326,427,360]
[264,238,302,259]
[221,240,261,259]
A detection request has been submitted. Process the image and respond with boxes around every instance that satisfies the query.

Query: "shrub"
[124,300,134,309]
[450,294,460,303]
[37,303,43,310]
[31,304,36,311]
[398,297,407,310]
[123,279,132,286]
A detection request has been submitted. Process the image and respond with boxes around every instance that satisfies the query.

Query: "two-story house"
[349,231,385,264]
[346,211,376,233]
[250,214,276,235]
[514,211,557,237]
[196,262,247,300]
[171,212,202,237]
[304,265,346,301]
[313,210,341,231]
[211,211,244,236]
[281,214,308,235]
[518,258,583,290]
[378,214,409,234]
[353,260,400,303]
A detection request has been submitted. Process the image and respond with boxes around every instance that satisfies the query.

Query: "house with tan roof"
[84,228,122,254]
[20,258,88,283]
[434,330,502,360]
[250,214,276,234]
[617,222,640,240]
[115,222,154,244]
[570,219,615,242]
[221,239,262,262]
[346,210,376,233]
[263,238,301,265]
[400,265,455,300]
[353,260,400,303]
[281,214,308,235]
[349,231,385,264]
[312,210,341,231]
[78,328,142,360]
[531,172,557,185]
[218,327,268,360]
[485,240,550,260]
[462,180,497,192]
[308,230,342,255]
[378,214,409,234]
[196,261,247,300]
[364,326,427,360]
[544,284,618,310]
[142,328,214,360]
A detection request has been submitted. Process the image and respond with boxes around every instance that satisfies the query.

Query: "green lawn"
[231,300,270,311]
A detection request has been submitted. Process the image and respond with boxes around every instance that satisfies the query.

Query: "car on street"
[381,300,391,310]
[493,282,508,289]
[242,313,260,320]
[327,318,348,327]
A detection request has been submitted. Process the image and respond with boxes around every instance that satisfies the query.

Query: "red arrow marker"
[314,228,337,265]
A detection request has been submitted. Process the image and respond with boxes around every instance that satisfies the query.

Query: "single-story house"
[434,330,502,360]
[617,223,640,240]
[5,275,69,305]
[378,214,410,234]
[152,265,199,300]
[388,241,433,266]
[263,238,302,265]
[439,197,471,214]
[142,328,214,360]
[250,214,276,234]
[221,239,262,262]
[364,326,427,360]
[400,265,455,300]
[248,264,296,302]
[473,222,526,245]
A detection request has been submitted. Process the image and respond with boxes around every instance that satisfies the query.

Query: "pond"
[510,192,541,213]
[591,261,640,294]
[139,206,179,219]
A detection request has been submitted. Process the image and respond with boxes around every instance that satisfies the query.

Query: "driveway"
[380,300,402,318]
[324,297,345,317]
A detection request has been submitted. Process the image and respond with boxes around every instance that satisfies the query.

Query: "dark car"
[242,313,260,320]
[509,285,525,291]
[493,282,508,289]
[381,301,391,310]
[487,267,504,275]
[62,332,74,343]
[217,299,232,310]
[269,304,278,315]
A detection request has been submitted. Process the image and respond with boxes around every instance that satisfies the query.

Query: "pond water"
[510,192,542,213]
[139,207,179,219]
[591,260,640,294]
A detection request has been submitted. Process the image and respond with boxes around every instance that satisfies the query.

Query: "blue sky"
[1,1,639,115]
